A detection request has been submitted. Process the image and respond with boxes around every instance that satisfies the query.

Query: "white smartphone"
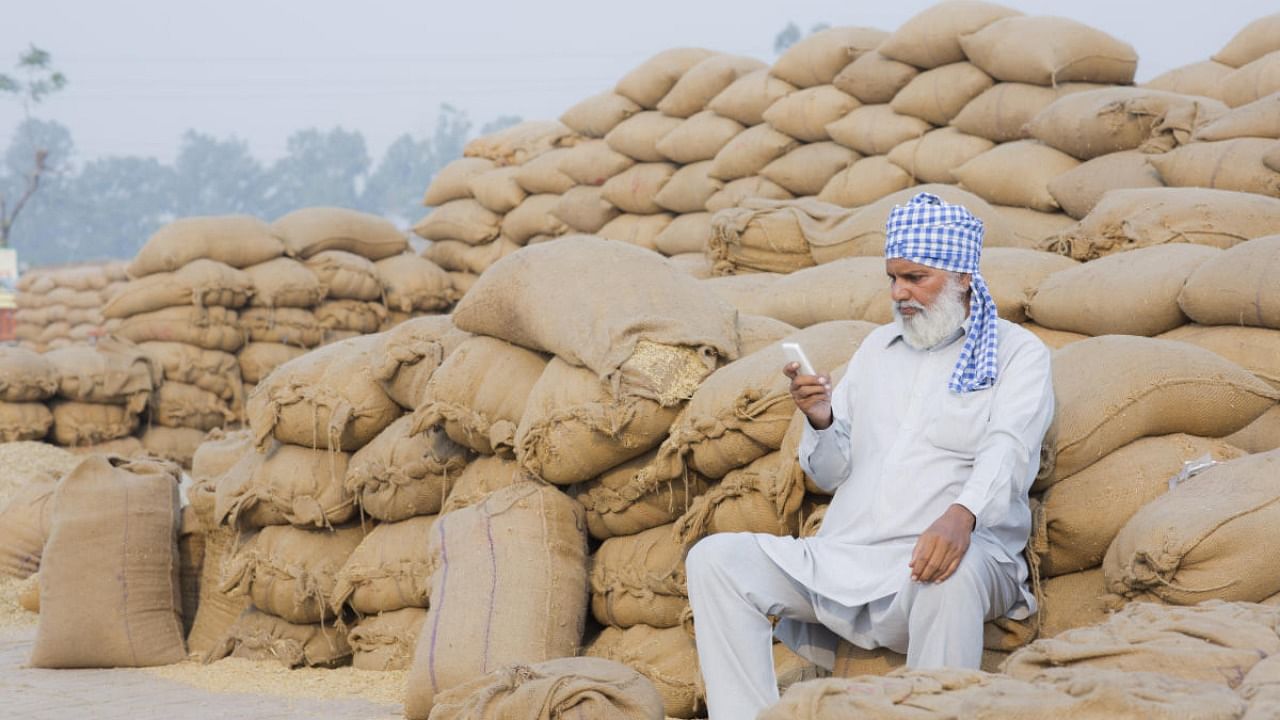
[781,342,817,376]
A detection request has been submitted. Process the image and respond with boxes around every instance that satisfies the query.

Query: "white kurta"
[763,317,1055,655]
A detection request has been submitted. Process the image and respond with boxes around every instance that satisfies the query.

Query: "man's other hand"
[909,504,976,584]
[784,362,833,430]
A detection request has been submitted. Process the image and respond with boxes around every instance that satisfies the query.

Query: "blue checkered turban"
[885,192,998,394]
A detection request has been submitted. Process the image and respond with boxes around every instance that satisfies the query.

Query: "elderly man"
[685,192,1055,719]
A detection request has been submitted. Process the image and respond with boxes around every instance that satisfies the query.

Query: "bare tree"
[0,46,67,247]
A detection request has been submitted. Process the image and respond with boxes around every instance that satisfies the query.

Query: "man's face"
[886,258,969,317]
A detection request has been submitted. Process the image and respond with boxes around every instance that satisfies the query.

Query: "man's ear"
[962,273,973,291]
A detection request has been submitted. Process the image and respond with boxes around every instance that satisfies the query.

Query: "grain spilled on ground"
[0,442,79,508]
[144,658,407,707]
[0,575,39,630]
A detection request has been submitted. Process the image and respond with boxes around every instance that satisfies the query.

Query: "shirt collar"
[885,312,975,351]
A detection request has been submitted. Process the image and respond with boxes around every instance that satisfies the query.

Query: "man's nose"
[891,281,911,302]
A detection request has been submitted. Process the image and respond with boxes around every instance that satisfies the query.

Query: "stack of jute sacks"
[14,261,128,352]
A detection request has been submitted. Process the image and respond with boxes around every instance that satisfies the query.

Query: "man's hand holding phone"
[782,342,833,430]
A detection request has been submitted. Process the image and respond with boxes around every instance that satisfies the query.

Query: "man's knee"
[687,532,755,581]
[908,552,989,619]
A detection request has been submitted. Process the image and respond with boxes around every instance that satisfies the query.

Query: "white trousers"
[685,532,1018,720]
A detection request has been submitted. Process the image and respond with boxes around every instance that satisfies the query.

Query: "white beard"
[894,275,970,350]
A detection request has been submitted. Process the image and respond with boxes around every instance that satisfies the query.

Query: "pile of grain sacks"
[14,261,128,352]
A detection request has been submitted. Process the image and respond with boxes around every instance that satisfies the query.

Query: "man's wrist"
[949,503,976,532]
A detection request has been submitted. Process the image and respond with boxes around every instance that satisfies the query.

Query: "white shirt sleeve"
[798,367,855,494]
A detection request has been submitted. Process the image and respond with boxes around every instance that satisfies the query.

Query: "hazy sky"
[0,0,1269,165]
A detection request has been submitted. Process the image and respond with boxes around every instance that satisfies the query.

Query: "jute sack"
[645,321,875,484]
[605,111,683,163]
[1214,13,1280,67]
[1039,336,1277,485]
[553,185,619,234]
[1046,150,1165,220]
[1160,324,1280,389]
[982,206,1076,249]
[413,199,502,245]
[585,624,702,719]
[878,0,1022,69]
[953,140,1079,212]
[513,148,575,195]
[1035,568,1112,639]
[272,206,407,261]
[348,607,425,671]
[770,26,886,88]
[979,247,1078,324]
[708,125,800,182]
[468,165,526,213]
[557,139,635,186]
[153,381,235,431]
[104,259,253,319]
[449,271,477,295]
[887,128,994,185]
[655,111,744,164]
[369,315,471,411]
[1104,450,1280,605]
[614,48,716,109]
[707,199,820,276]
[697,274,777,312]
[347,417,469,522]
[439,454,524,515]
[139,341,241,403]
[1179,234,1280,328]
[1033,434,1246,576]
[1221,50,1280,107]
[115,305,244,353]
[832,643,1017,678]
[1193,92,1280,141]
[1143,60,1233,99]
[516,357,678,486]
[237,342,306,385]
[128,215,285,278]
[185,477,251,658]
[463,120,577,167]
[177,505,204,637]
[332,515,434,615]
[1149,138,1280,197]
[374,253,456,313]
[212,606,351,668]
[0,473,57,578]
[763,86,859,143]
[1045,188,1280,260]
[658,53,765,119]
[66,436,143,457]
[667,253,713,279]
[1027,243,1219,336]
[598,213,673,252]
[0,346,58,402]
[424,157,494,206]
[452,237,740,406]
[500,194,568,244]
[708,68,795,126]
[560,91,642,138]
[46,338,160,413]
[31,456,185,668]
[760,142,858,197]
[404,483,589,719]
[140,426,208,468]
[1005,600,1280,686]
[575,448,713,540]
[891,62,993,127]
[602,163,677,215]
[832,51,918,105]
[304,249,384,299]
[1243,655,1280,720]
[246,334,400,451]
[221,523,366,624]
[1227,405,1280,453]
[591,523,688,629]
[429,656,666,720]
[412,336,549,456]
[242,257,326,308]
[49,401,139,446]
[1020,324,1085,350]
[952,82,1103,143]
[1028,88,1227,160]
[817,157,914,207]
[314,299,385,334]
[958,16,1138,86]
[761,261,893,326]
[704,176,793,214]
[673,449,805,544]
[824,104,931,156]
[214,440,353,530]
[654,213,712,256]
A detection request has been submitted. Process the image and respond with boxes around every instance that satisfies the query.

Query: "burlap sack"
[66,436,145,458]
[412,336,548,456]
[242,257,326,308]
[463,120,577,167]
[655,111,744,164]
[657,53,764,119]
[817,157,914,208]
[140,426,207,468]
[1243,655,1280,720]
[1179,234,1280,328]
[237,342,306,385]
[465,165,524,214]
[1034,434,1246,576]
[104,259,253,319]
[667,252,713,279]
[128,215,285,278]
[1149,138,1280,197]
[601,163,677,216]
[116,305,244,353]
[374,253,455,313]
[452,237,740,406]
[348,607,425,671]
[1020,324,1086,350]
[574,448,713,540]
[558,139,636,186]
[706,199,821,276]
[708,124,800,182]
[314,299,385,334]
[439,455,524,515]
[1161,324,1280,389]
[153,381,234,431]
[0,473,56,578]
[31,456,185,668]
[500,194,569,244]
[1214,13,1280,67]
[1222,50,1280,107]
[586,624,702,719]
[605,111,683,163]
[1027,243,1218,336]
[598,213,674,252]
[0,346,58,402]
[1104,450,1280,605]
[138,342,239,402]
[413,199,503,246]
[704,176,793,214]
[1040,336,1277,485]
[270,207,407,263]
[891,63,993,127]
[552,185,619,233]
[1193,93,1280,141]
[185,477,251,658]
[770,26,886,88]
[590,523,687,629]
[760,142,858,197]
[825,104,931,156]
[49,400,139,446]
[1019,569,1109,642]
[1028,88,1227,161]
[1046,151,1165,220]
[561,91,642,138]
[221,523,365,624]
[246,334,400,452]
[654,213,712,256]
[1143,60,1233,99]
[424,157,493,205]
[887,128,994,185]
[404,483,589,719]
[762,86,858,143]
[673,449,806,544]
[212,606,351,668]
[176,504,204,638]
[514,148,575,195]
[347,417,469,522]
[978,247,1078,324]
[959,16,1138,85]
[832,51,918,105]
[369,315,470,411]
[1226,401,1280,453]
[214,440,353,530]
[1045,188,1280,260]
[762,262,893,327]
[708,68,796,126]
[46,338,159,412]
[953,140,1079,212]
[332,515,434,615]
[958,82,1100,143]
[614,48,716,109]
[878,0,1022,68]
